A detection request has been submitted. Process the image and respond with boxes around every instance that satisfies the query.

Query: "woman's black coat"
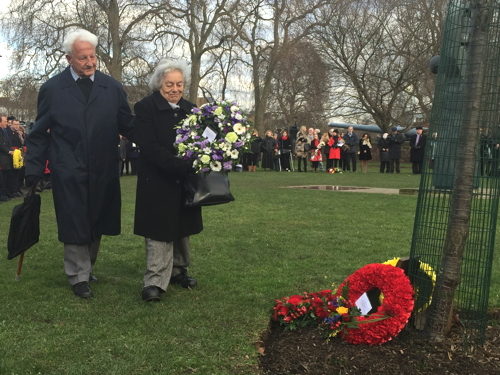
[133,91,203,242]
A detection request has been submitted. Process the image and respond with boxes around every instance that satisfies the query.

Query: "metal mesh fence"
[409,0,500,347]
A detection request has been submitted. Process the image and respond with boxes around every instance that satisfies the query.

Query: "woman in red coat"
[310,133,323,172]
[327,129,342,170]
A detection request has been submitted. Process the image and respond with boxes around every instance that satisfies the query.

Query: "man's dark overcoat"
[26,67,134,244]
[409,133,427,162]
[133,91,203,242]
[387,132,406,160]
[0,129,12,171]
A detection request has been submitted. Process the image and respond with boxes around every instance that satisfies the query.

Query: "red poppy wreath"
[335,263,414,345]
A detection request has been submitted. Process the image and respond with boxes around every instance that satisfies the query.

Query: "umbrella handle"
[15,253,24,281]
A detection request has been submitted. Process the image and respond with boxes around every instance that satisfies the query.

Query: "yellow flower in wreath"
[336,306,349,315]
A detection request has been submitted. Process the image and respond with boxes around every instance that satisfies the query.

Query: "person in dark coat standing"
[387,127,406,173]
[0,115,14,201]
[343,126,359,172]
[409,126,427,174]
[378,133,390,173]
[261,130,276,171]
[246,130,262,172]
[9,118,25,196]
[279,129,293,171]
[25,29,135,299]
[134,58,203,302]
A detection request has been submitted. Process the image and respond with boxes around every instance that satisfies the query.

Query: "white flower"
[234,113,243,120]
[233,123,245,135]
[211,161,222,172]
[203,147,212,154]
[190,131,198,137]
[230,105,239,113]
[230,149,239,159]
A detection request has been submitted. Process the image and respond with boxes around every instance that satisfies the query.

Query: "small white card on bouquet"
[202,127,217,143]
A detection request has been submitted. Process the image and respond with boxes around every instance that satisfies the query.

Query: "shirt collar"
[70,66,95,81]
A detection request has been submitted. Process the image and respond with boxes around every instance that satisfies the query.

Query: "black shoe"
[170,273,197,288]
[141,286,161,302]
[0,195,10,202]
[72,281,92,298]
[89,273,98,283]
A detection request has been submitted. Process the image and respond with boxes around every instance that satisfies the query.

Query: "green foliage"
[0,167,498,374]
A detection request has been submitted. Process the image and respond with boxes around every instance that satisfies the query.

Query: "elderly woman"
[134,58,203,302]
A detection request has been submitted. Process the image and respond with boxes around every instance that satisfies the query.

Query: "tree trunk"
[428,0,489,341]
[189,56,202,103]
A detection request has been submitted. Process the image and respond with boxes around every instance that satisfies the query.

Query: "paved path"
[284,185,418,195]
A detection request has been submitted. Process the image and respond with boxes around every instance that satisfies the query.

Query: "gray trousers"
[64,236,101,285]
[143,236,191,291]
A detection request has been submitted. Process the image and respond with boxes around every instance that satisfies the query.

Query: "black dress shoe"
[72,281,92,298]
[170,273,197,288]
[0,195,10,202]
[89,273,98,283]
[141,286,161,302]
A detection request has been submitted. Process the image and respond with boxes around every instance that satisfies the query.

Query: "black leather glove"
[25,175,41,188]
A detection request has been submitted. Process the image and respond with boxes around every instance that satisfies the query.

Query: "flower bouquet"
[327,167,343,174]
[174,101,252,174]
[174,101,253,207]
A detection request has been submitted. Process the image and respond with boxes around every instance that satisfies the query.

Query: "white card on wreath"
[202,127,217,143]
[355,292,372,315]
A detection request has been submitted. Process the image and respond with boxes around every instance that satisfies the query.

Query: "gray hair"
[148,58,191,91]
[63,29,98,54]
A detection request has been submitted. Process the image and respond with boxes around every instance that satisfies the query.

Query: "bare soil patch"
[259,310,500,375]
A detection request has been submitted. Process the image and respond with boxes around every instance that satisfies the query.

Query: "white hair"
[148,58,191,91]
[63,29,98,54]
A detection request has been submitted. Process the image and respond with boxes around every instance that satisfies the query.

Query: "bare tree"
[230,0,332,134]
[267,41,331,131]
[0,75,39,120]
[159,0,241,102]
[313,0,446,132]
[1,0,171,85]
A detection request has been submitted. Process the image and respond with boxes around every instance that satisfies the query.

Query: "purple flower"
[212,153,223,161]
[193,108,201,114]
[201,167,211,173]
[234,141,243,148]
[223,161,232,170]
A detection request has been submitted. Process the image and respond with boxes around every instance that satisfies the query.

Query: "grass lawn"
[1,164,499,374]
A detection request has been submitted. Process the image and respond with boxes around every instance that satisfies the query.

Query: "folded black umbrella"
[7,186,41,261]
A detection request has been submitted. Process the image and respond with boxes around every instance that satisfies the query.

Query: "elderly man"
[25,29,134,298]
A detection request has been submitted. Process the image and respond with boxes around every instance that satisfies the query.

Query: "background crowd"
[243,124,427,175]
[0,115,27,202]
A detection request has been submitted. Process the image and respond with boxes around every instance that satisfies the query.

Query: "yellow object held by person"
[13,149,23,169]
